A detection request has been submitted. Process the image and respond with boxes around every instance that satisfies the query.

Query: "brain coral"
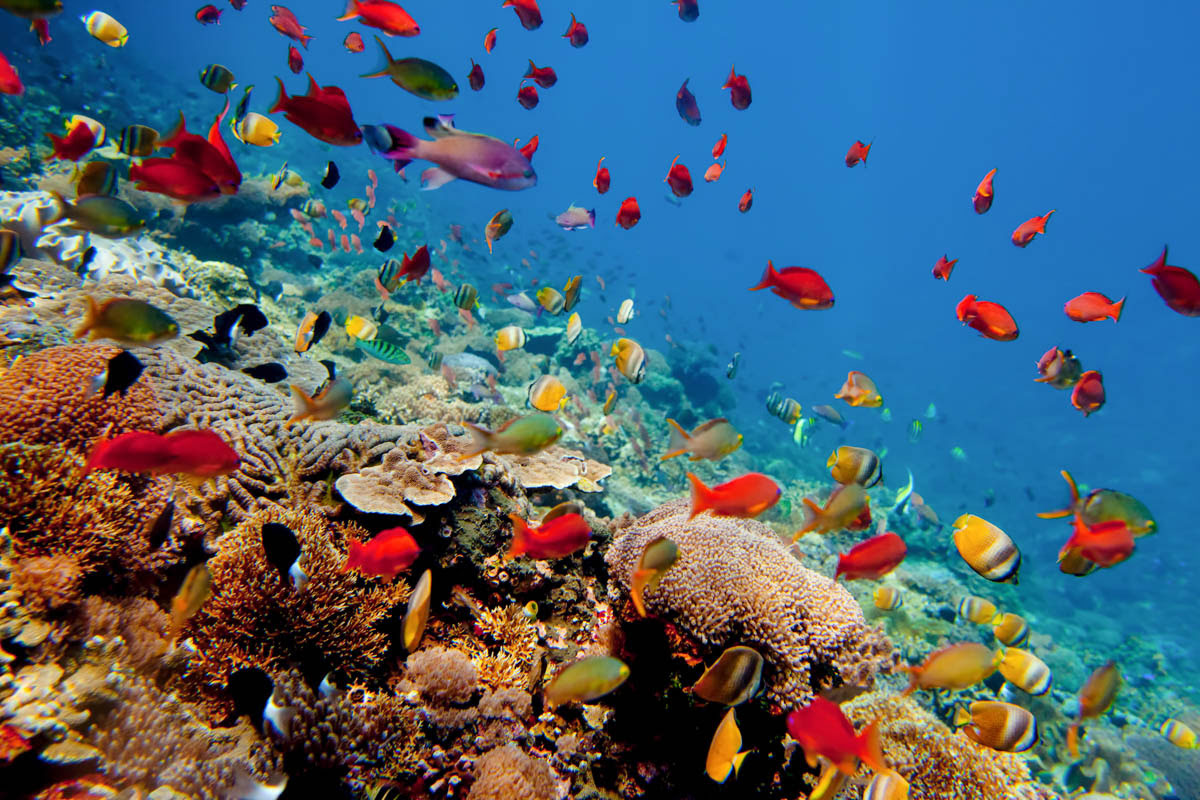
[605,499,895,710]
[841,691,1060,800]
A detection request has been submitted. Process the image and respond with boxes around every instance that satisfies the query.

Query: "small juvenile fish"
[82,10,128,47]
[1161,719,1199,750]
[562,13,587,47]
[845,139,871,167]
[973,168,997,214]
[485,208,513,253]
[169,563,212,638]
[872,586,902,610]
[616,298,634,323]
[544,656,629,707]
[565,312,582,345]
[721,65,750,109]
[555,204,595,230]
[1012,210,1054,247]
[958,595,998,625]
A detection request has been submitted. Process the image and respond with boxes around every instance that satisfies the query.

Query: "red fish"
[664,156,692,198]
[676,79,701,126]
[44,121,95,162]
[749,260,834,310]
[932,254,958,281]
[286,45,304,74]
[1071,370,1105,416]
[196,5,222,24]
[86,429,239,478]
[518,134,538,160]
[269,5,312,47]
[129,159,221,202]
[688,472,780,519]
[517,83,539,109]
[507,513,590,559]
[594,156,610,193]
[1059,515,1133,568]
[331,209,347,229]
[738,188,753,213]
[973,168,997,214]
[712,133,727,158]
[1012,210,1054,247]
[615,197,640,229]
[524,60,556,88]
[835,532,907,581]
[0,52,23,96]
[956,294,1018,341]
[786,697,887,776]
[338,0,419,37]
[1065,292,1124,323]
[484,27,497,53]
[229,0,248,9]
[502,0,542,30]
[722,65,751,109]
[1140,246,1200,316]
[344,31,365,52]
[467,59,484,91]
[563,13,588,47]
[270,75,362,146]
[340,233,350,252]
[153,108,241,195]
[30,19,51,46]
[343,527,419,579]
[845,139,871,167]
[674,0,699,21]
[398,244,431,284]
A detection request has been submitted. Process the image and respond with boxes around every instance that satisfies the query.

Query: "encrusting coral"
[404,646,481,730]
[606,498,896,709]
[185,506,410,708]
[467,743,561,800]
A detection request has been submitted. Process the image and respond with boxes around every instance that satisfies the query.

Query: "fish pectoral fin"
[420,167,457,191]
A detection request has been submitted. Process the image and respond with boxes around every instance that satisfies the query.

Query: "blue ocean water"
[2,0,1198,780]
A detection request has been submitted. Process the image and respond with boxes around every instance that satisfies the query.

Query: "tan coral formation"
[468,743,561,800]
[185,507,410,704]
[606,499,895,710]
[841,691,1059,800]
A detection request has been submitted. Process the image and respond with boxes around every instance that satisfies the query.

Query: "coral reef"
[468,743,562,800]
[606,499,895,709]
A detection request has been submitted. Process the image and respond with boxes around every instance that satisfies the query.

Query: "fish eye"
[523,169,534,178]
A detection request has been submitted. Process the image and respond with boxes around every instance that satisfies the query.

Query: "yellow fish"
[955,701,1037,753]
[495,325,526,352]
[957,595,998,625]
[873,586,902,610]
[1161,719,1199,749]
[952,514,1020,583]
[705,708,750,783]
[902,642,1000,696]
[345,314,378,341]
[566,311,582,344]
[82,10,128,47]
[402,569,432,651]
[998,647,1052,695]
[630,535,678,617]
[527,374,567,412]
[235,113,280,147]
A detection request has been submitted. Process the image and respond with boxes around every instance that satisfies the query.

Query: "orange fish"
[835,531,907,581]
[524,60,556,88]
[507,513,591,560]
[786,698,887,776]
[749,260,833,309]
[562,13,588,47]
[903,642,1000,695]
[956,294,1018,341]
[664,156,693,198]
[1059,514,1134,569]
[1065,292,1123,322]
[337,0,420,37]
[1071,370,1105,416]
[518,134,539,161]
[738,188,752,213]
[44,120,95,162]
[269,5,312,47]
[687,472,780,519]
[1012,210,1054,247]
[1067,661,1120,757]
[1141,245,1200,316]
[845,139,871,167]
[484,26,497,52]
[703,160,725,182]
[834,370,882,407]
[85,429,239,479]
[722,65,751,109]
[343,31,365,52]
[932,254,958,281]
[712,133,727,158]
[794,484,869,539]
[343,527,419,579]
[973,167,997,214]
[616,197,640,229]
[593,156,610,193]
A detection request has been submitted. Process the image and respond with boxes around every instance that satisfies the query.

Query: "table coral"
[841,690,1061,800]
[185,507,410,706]
[606,499,895,710]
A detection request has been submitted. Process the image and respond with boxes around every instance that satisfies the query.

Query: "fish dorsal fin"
[693,418,728,435]
[305,73,321,97]
[423,115,459,138]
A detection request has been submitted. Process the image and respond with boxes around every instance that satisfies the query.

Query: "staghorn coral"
[468,743,561,800]
[606,499,895,709]
[87,670,278,799]
[451,601,542,692]
[0,443,186,589]
[840,691,1059,800]
[0,344,163,450]
[185,507,410,706]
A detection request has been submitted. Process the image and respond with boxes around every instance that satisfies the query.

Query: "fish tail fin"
[506,514,530,559]
[797,497,823,533]
[748,260,777,291]
[361,34,394,78]
[458,421,492,460]
[723,64,736,88]
[73,294,98,339]
[857,722,887,774]
[46,190,69,225]
[269,78,289,114]
[159,111,188,149]
[732,750,749,777]
[1066,722,1081,758]
[286,384,317,426]
[686,472,712,518]
[660,418,690,460]
[336,0,360,21]
[1039,209,1056,230]
[833,553,847,580]
[1111,297,1125,321]
[952,704,972,727]
[630,569,652,616]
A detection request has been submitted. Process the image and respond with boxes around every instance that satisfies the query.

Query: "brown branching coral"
[606,499,895,710]
[841,691,1056,800]
[0,443,185,589]
[267,668,387,774]
[447,600,542,692]
[87,671,278,799]
[0,344,163,450]
[185,506,410,706]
